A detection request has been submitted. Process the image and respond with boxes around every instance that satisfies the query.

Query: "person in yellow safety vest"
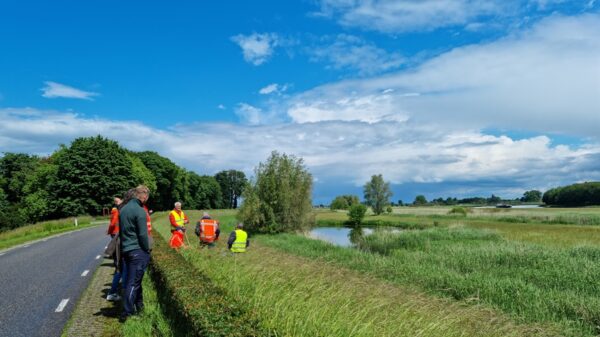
[227,223,249,253]
[168,201,189,248]
[195,212,220,248]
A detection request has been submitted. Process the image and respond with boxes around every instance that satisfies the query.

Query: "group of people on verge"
[105,185,249,322]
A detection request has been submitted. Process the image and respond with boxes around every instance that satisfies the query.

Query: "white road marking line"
[81,270,90,277]
[95,255,101,260]
[55,299,69,312]
[0,253,5,257]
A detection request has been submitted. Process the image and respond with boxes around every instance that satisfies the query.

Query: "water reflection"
[309,226,399,247]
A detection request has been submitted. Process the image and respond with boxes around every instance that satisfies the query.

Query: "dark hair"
[118,188,136,210]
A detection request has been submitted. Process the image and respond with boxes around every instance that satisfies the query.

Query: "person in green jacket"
[119,185,151,322]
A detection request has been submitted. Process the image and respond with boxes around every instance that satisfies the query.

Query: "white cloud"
[235,103,266,125]
[1,108,599,199]
[281,14,600,137]
[217,104,226,110]
[315,0,507,33]
[307,34,404,75]
[314,0,586,33]
[259,83,289,95]
[41,81,99,100]
[231,33,280,65]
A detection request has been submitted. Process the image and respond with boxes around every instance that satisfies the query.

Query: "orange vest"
[144,205,152,234]
[108,207,119,235]
[199,219,218,243]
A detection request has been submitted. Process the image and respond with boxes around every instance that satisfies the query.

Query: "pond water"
[309,227,400,247]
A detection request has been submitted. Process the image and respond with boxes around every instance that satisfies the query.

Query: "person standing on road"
[106,196,126,301]
[227,223,249,253]
[106,197,122,238]
[119,185,151,321]
[168,201,189,248]
[195,212,220,248]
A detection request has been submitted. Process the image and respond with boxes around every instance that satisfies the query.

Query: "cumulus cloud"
[231,33,280,65]
[313,0,587,33]
[41,81,99,100]
[307,34,404,75]
[314,0,507,33]
[282,14,600,137]
[1,108,599,201]
[259,83,289,95]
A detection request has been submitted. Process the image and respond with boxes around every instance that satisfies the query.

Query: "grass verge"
[0,216,97,250]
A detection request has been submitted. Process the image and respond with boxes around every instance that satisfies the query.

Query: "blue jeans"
[109,259,127,295]
[122,249,150,316]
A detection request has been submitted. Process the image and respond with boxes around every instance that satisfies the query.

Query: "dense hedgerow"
[149,234,273,337]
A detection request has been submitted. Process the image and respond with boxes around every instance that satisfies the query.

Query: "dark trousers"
[122,249,150,316]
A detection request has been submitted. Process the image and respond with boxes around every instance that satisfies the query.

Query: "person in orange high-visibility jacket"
[168,201,189,248]
[107,197,122,237]
[144,204,153,249]
[195,212,220,248]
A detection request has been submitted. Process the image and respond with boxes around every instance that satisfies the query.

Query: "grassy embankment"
[150,210,573,337]
[0,216,97,250]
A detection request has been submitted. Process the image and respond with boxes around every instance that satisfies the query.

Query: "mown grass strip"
[149,232,272,337]
[0,216,96,250]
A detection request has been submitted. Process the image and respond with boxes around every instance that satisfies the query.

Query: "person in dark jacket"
[119,185,151,321]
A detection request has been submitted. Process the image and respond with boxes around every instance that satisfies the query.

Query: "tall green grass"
[180,244,558,337]
[259,228,600,337]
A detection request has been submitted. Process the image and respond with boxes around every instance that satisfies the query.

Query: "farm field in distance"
[147,206,600,337]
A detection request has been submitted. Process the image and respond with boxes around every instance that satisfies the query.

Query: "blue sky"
[1,0,599,204]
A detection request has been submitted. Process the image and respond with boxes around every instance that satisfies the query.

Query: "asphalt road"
[0,225,109,337]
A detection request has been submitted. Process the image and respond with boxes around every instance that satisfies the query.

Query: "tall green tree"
[238,151,313,233]
[0,153,40,204]
[330,195,360,210]
[53,136,137,216]
[413,195,427,205]
[363,174,393,215]
[215,170,247,209]
[136,151,185,211]
[187,172,222,209]
[521,190,542,202]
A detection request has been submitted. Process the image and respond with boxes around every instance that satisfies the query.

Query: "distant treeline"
[0,136,246,231]
[542,182,600,207]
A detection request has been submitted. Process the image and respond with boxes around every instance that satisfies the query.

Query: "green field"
[146,206,600,337]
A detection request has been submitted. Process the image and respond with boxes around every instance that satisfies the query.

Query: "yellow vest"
[170,210,186,229]
[231,229,247,253]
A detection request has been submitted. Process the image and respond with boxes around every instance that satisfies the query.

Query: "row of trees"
[543,182,600,206]
[330,177,545,212]
[0,136,247,231]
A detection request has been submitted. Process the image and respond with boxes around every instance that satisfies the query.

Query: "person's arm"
[184,213,189,224]
[195,221,201,237]
[136,208,150,252]
[169,212,178,228]
[215,226,220,240]
[227,231,236,249]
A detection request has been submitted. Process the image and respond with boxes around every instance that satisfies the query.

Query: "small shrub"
[348,204,367,226]
[386,206,393,214]
[448,206,469,216]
